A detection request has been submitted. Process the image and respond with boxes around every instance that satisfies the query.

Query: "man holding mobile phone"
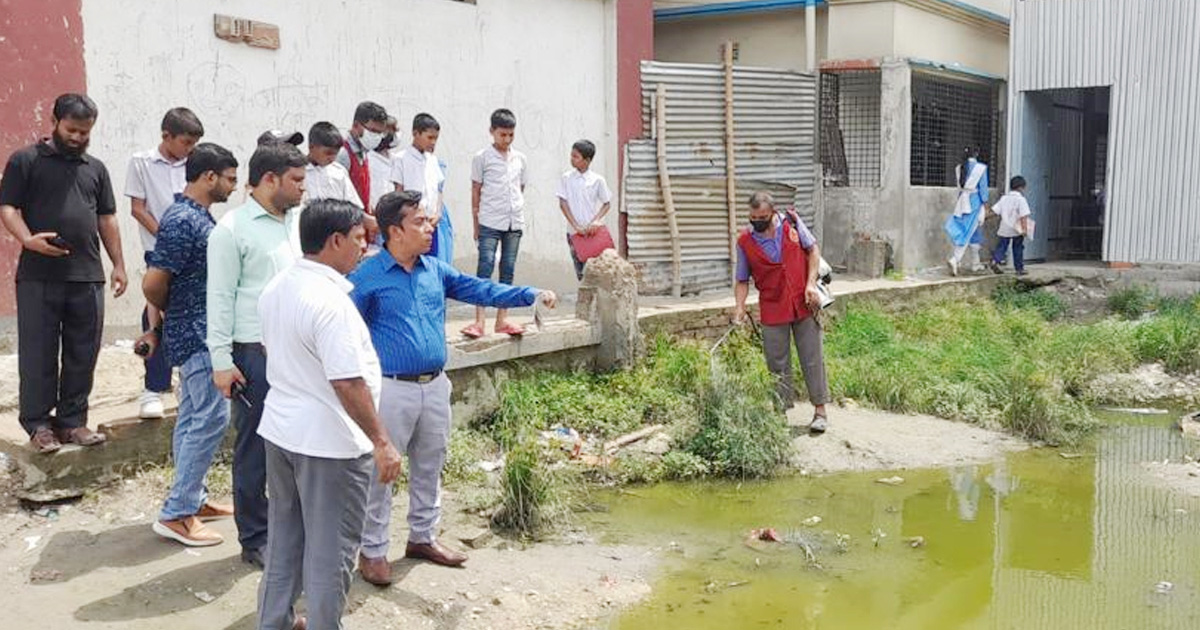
[0,93,128,454]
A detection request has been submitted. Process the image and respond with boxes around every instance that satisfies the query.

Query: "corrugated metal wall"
[623,61,818,294]
[1009,0,1200,263]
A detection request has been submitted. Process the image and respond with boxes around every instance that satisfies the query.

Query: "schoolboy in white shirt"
[556,140,612,280]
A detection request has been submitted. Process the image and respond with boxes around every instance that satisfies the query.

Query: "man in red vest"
[336,101,390,211]
[733,191,831,434]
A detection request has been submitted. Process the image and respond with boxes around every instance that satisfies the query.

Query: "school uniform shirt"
[471,146,528,231]
[125,147,187,252]
[555,168,612,234]
[388,145,445,213]
[0,140,116,283]
[367,149,396,211]
[993,190,1032,238]
[257,258,381,459]
[303,162,363,208]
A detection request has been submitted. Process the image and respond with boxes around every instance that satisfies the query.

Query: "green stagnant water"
[587,412,1200,629]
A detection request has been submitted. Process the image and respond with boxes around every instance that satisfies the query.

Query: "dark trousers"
[993,235,1026,272]
[232,342,269,552]
[141,306,172,392]
[16,281,104,436]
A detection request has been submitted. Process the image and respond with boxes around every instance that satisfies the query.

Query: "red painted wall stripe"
[0,0,87,317]
[616,0,653,256]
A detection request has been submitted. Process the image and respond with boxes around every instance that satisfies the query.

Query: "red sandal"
[496,322,526,337]
[460,323,484,339]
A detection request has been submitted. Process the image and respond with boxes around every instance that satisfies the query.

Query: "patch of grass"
[992,283,1069,321]
[444,429,494,487]
[1108,284,1156,319]
[884,269,906,281]
[491,439,575,539]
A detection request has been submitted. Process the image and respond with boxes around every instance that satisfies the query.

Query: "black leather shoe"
[241,547,265,569]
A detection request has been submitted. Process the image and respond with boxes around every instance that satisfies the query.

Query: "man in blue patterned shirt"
[142,143,240,547]
[350,190,556,583]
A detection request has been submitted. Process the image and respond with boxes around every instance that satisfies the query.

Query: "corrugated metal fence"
[1010,0,1200,263]
[623,61,818,294]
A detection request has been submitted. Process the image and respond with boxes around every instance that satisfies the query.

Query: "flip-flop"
[497,323,526,337]
[460,324,484,339]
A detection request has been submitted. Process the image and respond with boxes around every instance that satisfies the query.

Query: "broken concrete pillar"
[576,250,641,371]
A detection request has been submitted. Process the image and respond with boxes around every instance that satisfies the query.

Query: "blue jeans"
[993,235,1026,272]
[142,252,171,393]
[232,342,270,551]
[476,226,522,285]
[159,351,230,521]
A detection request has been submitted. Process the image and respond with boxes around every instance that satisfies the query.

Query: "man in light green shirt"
[205,142,306,568]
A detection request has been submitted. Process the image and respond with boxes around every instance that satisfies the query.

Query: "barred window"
[820,70,881,187]
[910,71,1003,187]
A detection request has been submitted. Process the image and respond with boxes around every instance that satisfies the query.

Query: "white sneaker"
[139,390,165,419]
[947,257,959,277]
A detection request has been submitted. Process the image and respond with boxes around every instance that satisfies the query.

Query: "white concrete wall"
[892,2,1009,77]
[825,2,896,61]
[654,9,826,71]
[80,0,616,332]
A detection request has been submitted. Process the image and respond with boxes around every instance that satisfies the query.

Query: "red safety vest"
[343,139,371,210]
[738,213,812,326]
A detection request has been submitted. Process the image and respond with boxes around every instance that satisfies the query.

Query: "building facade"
[0,0,655,343]
[652,0,1011,272]
[1008,0,1200,266]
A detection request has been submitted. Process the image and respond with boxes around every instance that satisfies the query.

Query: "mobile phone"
[48,235,71,250]
[230,381,252,407]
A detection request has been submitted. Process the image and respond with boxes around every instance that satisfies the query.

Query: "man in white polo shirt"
[255,198,402,630]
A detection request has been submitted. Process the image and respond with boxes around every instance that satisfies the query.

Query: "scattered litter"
[193,590,215,603]
[747,527,781,543]
[801,516,823,527]
[905,536,926,548]
[1154,581,1174,594]
[540,426,583,457]
[1059,453,1085,459]
[871,528,887,548]
[23,536,41,552]
[1102,407,1169,415]
[33,507,59,521]
[29,568,62,583]
[476,459,503,473]
[875,476,905,486]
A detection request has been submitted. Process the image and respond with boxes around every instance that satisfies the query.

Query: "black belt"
[383,370,442,384]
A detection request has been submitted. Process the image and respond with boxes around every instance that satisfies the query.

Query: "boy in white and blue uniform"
[990,175,1033,276]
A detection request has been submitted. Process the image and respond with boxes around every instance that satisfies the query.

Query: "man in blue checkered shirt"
[142,143,240,547]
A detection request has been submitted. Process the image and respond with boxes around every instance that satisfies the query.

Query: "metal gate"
[622,61,818,295]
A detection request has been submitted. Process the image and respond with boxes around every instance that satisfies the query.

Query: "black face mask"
[750,218,772,233]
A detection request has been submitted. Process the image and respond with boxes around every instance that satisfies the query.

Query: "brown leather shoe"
[195,501,234,522]
[55,426,107,446]
[405,540,468,567]
[30,427,62,454]
[153,516,224,547]
[358,552,392,586]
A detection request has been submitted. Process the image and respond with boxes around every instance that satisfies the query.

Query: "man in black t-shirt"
[0,93,128,453]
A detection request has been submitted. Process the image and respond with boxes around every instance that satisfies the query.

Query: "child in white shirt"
[990,175,1033,276]
[556,140,612,280]
[390,113,452,263]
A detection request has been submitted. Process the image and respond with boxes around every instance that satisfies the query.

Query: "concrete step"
[0,398,197,502]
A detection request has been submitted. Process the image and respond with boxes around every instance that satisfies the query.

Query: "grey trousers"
[761,316,831,409]
[257,442,371,630]
[361,374,451,558]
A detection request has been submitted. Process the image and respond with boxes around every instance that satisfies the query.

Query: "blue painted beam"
[655,0,824,21]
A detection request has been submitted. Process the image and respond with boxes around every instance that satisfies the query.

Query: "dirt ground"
[787,402,1028,474]
[0,464,656,630]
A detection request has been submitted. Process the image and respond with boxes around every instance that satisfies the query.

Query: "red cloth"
[738,219,812,326]
[343,139,371,210]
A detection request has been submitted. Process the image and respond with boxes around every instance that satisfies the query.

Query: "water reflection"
[598,414,1200,630]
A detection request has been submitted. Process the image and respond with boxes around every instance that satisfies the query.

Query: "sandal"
[460,324,484,339]
[496,322,526,337]
[809,414,829,435]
